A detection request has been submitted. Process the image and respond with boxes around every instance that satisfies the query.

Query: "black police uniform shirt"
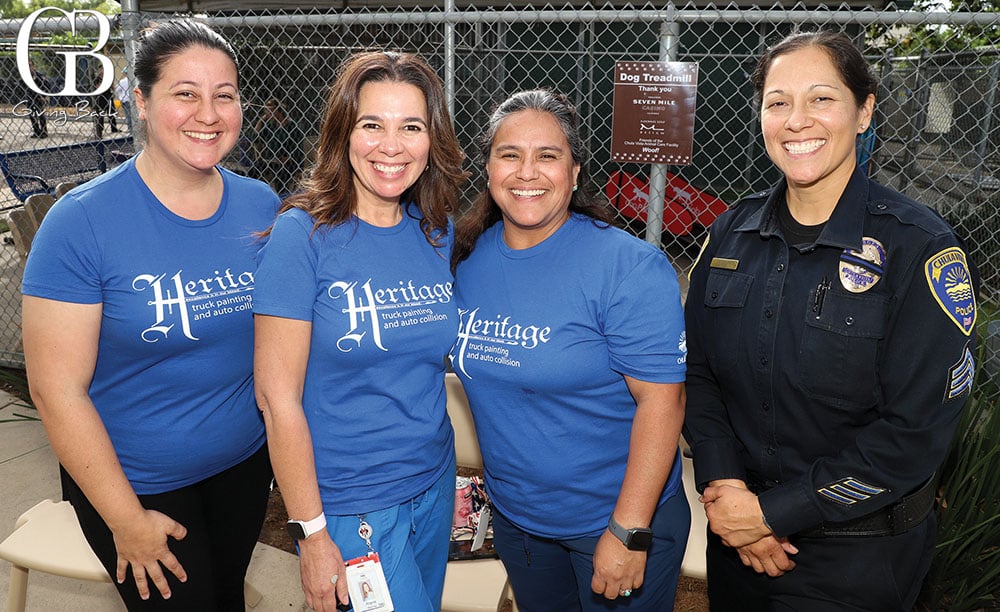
[683,166,977,538]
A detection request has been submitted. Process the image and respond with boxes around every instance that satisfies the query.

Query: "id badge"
[344,552,394,612]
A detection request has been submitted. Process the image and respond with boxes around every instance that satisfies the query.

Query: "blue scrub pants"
[493,488,690,611]
[324,457,455,612]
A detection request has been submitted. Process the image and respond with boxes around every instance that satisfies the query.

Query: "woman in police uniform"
[683,31,977,611]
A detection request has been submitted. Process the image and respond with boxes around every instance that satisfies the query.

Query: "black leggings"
[61,445,273,611]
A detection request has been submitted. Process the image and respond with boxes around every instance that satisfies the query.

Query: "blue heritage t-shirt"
[22,158,280,494]
[451,213,687,539]
[253,204,456,515]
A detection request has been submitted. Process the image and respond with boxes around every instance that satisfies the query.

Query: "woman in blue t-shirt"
[450,90,689,610]
[21,20,279,610]
[253,52,466,612]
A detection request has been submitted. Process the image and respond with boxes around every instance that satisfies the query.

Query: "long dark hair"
[451,89,614,272]
[275,51,467,246]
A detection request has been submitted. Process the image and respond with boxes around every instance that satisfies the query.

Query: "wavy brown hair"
[269,51,466,245]
[451,89,615,272]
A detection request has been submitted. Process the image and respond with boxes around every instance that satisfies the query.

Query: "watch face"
[628,529,654,551]
[286,521,306,541]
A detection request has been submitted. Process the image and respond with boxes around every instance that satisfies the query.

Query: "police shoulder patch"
[925,247,977,336]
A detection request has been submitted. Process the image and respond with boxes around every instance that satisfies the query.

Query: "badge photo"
[345,552,394,612]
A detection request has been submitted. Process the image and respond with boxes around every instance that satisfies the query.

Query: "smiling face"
[486,109,581,249]
[348,80,430,214]
[134,45,241,175]
[760,45,873,200]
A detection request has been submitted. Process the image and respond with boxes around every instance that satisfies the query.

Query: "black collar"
[734,166,871,252]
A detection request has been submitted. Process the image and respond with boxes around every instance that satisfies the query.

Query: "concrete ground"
[0,394,306,612]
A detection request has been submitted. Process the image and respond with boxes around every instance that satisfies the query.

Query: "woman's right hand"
[298,533,349,611]
[737,535,798,577]
[111,508,188,600]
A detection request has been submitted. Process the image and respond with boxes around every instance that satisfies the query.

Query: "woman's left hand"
[591,530,646,599]
[700,484,772,548]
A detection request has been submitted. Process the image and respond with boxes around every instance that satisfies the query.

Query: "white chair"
[6,208,35,263]
[23,193,56,230]
[679,442,708,580]
[442,372,517,612]
[0,499,264,611]
[0,499,111,612]
[54,181,77,199]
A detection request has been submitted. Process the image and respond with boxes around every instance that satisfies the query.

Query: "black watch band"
[607,515,654,551]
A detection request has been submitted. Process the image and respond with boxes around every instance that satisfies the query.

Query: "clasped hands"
[699,480,798,577]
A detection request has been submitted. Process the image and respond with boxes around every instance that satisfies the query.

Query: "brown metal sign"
[611,61,699,165]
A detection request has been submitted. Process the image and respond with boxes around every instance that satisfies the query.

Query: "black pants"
[29,102,47,137]
[62,445,272,611]
[705,515,936,612]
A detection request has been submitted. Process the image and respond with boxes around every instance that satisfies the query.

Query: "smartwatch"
[286,512,327,541]
[607,515,654,551]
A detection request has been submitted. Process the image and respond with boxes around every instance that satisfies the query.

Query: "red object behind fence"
[606,170,728,237]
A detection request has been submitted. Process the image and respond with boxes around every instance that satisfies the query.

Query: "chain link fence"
[1,3,999,371]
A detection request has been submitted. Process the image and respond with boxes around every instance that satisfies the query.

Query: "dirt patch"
[259,485,296,555]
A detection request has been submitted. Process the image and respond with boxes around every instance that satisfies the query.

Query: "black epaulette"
[731,190,769,209]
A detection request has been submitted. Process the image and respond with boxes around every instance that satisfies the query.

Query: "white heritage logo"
[452,307,552,378]
[328,278,452,353]
[133,269,255,343]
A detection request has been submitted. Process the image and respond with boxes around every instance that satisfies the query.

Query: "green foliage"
[867,0,999,56]
[0,1,120,20]
[48,32,92,47]
[0,368,38,424]
[953,0,1000,48]
[918,320,1000,611]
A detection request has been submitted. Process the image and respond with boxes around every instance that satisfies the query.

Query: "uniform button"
[711,291,718,299]
[760,357,768,366]
[845,316,855,325]
[776,263,785,271]
[877,203,887,210]
[762,402,770,411]
[765,309,774,318]
[766,446,776,455]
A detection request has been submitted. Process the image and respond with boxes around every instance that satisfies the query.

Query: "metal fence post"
[119,0,140,141]
[445,0,456,120]
[644,13,679,248]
